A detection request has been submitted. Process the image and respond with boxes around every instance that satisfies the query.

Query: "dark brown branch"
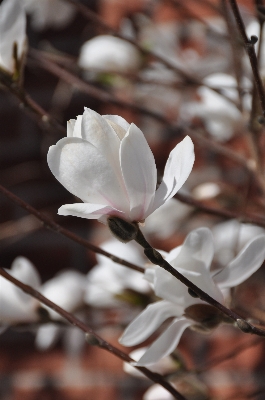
[0,183,144,273]
[174,192,265,229]
[0,267,186,400]
[0,70,65,135]
[229,0,265,116]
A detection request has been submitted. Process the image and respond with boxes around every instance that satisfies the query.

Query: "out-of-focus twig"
[0,71,65,135]
[0,183,144,273]
[174,192,265,229]
[0,267,186,400]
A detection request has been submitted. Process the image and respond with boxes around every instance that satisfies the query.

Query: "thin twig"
[0,267,186,400]
[229,0,265,116]
[174,192,265,229]
[0,183,144,273]
[0,71,65,135]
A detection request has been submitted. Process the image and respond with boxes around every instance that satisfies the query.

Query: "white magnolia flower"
[119,227,265,366]
[39,270,86,320]
[47,108,194,224]
[212,219,265,267]
[0,0,26,74]
[0,257,40,326]
[84,238,149,308]
[35,270,86,351]
[78,35,141,75]
[182,73,251,141]
[23,0,75,31]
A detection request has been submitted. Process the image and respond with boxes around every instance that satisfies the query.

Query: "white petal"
[0,0,26,72]
[119,301,184,346]
[67,115,82,138]
[136,317,192,366]
[171,228,214,271]
[143,384,175,400]
[11,256,41,288]
[103,114,130,137]
[120,123,157,221]
[58,203,123,220]
[82,108,130,208]
[152,136,194,211]
[47,137,130,213]
[0,257,40,324]
[41,271,85,320]
[214,235,265,288]
[35,324,61,350]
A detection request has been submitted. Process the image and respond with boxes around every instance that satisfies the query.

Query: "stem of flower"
[134,228,265,338]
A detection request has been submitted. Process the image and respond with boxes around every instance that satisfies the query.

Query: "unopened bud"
[188,288,199,298]
[85,333,101,346]
[107,217,138,243]
[236,319,253,333]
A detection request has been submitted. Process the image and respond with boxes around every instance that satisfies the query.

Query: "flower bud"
[107,217,139,243]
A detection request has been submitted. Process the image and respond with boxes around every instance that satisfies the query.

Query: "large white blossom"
[47,108,194,224]
[119,227,265,366]
[84,238,150,308]
[0,0,26,74]
[0,257,40,326]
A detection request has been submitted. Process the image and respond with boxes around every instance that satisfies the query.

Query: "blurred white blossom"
[39,270,86,320]
[0,257,40,326]
[142,198,193,239]
[47,108,194,224]
[35,270,86,351]
[119,227,265,365]
[23,0,75,31]
[212,219,265,267]
[182,73,251,141]
[78,35,141,77]
[143,384,175,400]
[85,238,150,307]
[0,0,26,74]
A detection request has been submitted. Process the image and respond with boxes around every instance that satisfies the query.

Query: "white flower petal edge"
[213,234,265,288]
[0,0,26,73]
[119,301,185,347]
[47,108,195,223]
[120,123,157,221]
[151,136,195,212]
[135,318,193,366]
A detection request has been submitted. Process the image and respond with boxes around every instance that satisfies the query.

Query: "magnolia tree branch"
[174,192,265,228]
[167,337,261,381]
[0,71,65,136]
[0,183,144,273]
[133,228,265,338]
[229,0,265,116]
[0,267,186,400]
